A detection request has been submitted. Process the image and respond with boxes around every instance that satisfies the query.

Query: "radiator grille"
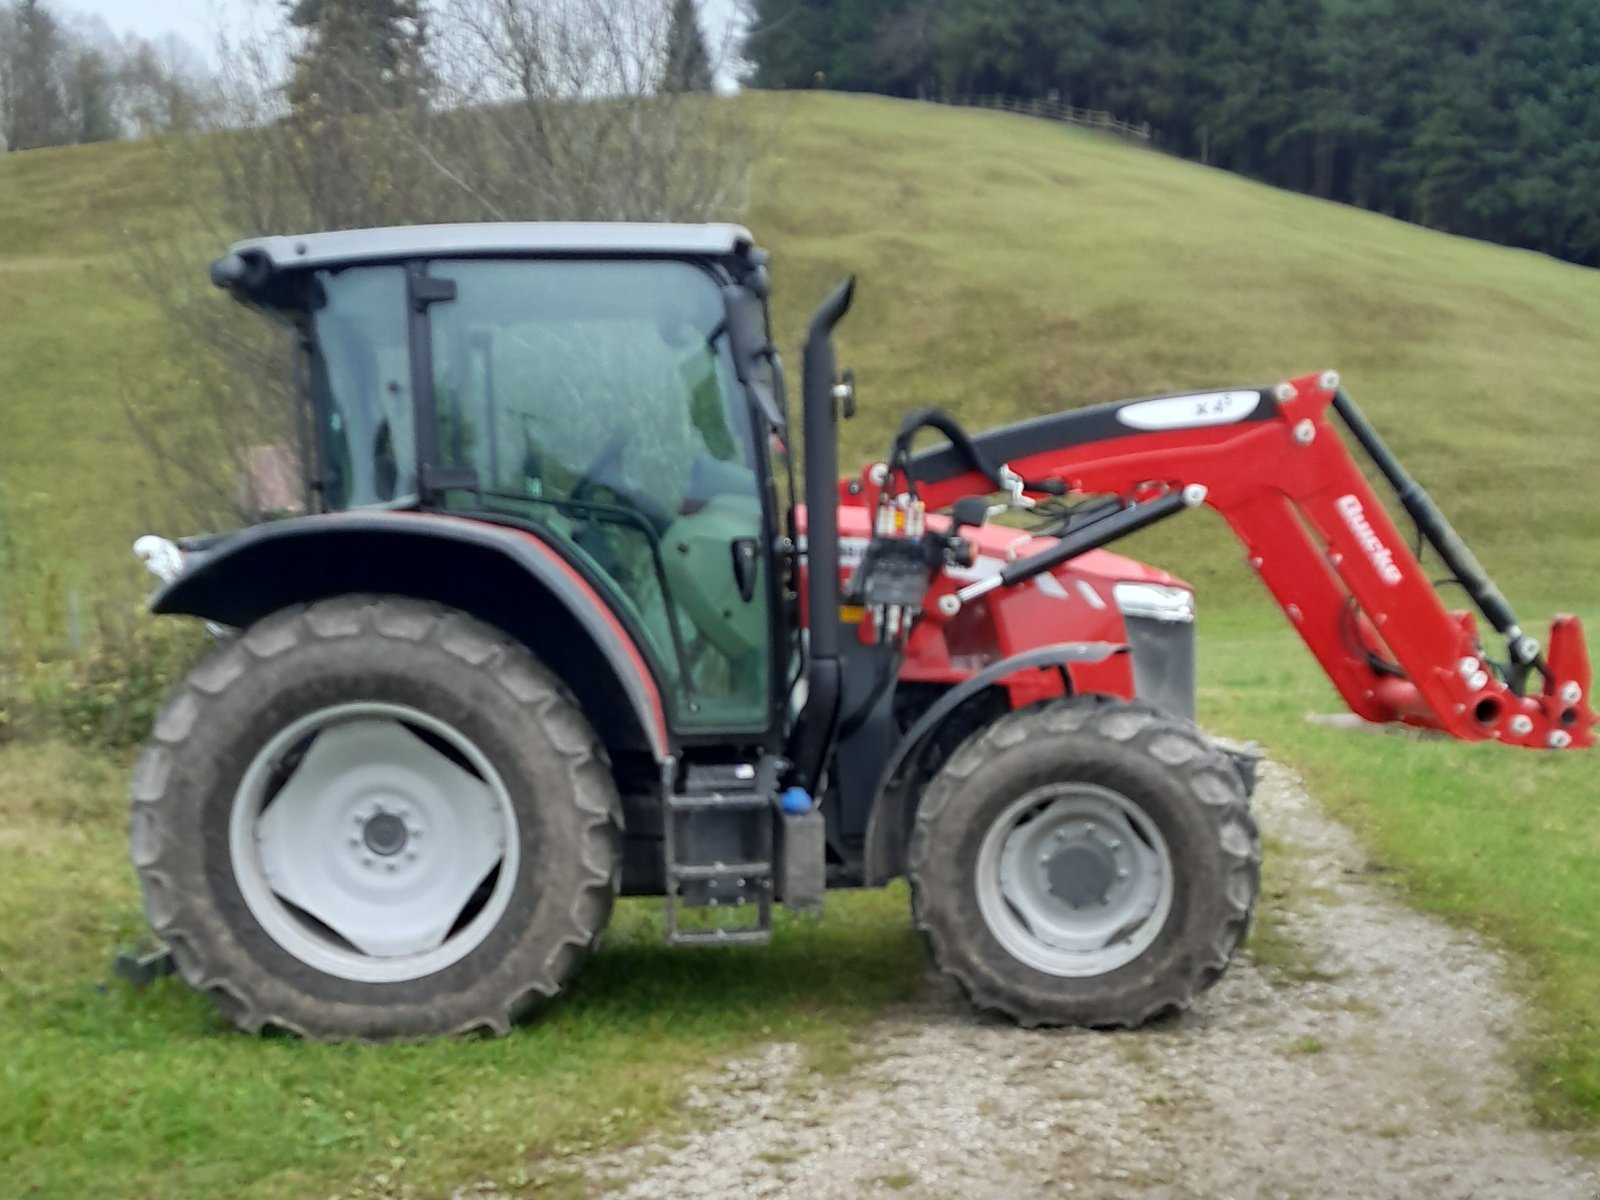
[1125,616,1197,723]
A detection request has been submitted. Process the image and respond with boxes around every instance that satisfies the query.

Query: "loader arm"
[858,371,1594,750]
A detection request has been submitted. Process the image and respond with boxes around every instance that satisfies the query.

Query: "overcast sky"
[57,0,746,77]
[57,0,280,58]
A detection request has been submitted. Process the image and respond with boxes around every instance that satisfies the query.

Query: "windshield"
[427,258,754,510]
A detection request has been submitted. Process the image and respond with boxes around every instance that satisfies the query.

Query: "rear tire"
[908,696,1259,1028]
[129,595,621,1040]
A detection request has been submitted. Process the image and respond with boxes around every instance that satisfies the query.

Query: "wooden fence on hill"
[934,94,1153,143]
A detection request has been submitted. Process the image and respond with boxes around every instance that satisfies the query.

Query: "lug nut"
[1509,715,1534,735]
[1560,682,1582,705]
[1293,419,1316,445]
[1467,670,1489,691]
[1549,731,1573,749]
[1319,370,1340,392]
[1274,382,1297,403]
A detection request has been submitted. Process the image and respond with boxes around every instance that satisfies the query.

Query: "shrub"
[1,603,210,753]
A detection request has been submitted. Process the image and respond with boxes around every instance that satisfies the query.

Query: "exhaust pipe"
[786,277,856,792]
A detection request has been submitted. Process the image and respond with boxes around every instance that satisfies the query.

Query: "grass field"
[0,738,926,1198]
[1,92,1596,1196]
[1199,604,1600,1130]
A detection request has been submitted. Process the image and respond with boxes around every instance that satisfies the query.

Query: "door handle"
[731,538,760,603]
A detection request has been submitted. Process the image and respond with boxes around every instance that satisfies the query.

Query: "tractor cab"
[212,224,795,739]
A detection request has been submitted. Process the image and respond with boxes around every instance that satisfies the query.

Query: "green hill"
[746,94,1599,612]
[2,92,1598,615]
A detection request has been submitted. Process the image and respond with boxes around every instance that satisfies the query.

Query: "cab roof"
[210,221,762,301]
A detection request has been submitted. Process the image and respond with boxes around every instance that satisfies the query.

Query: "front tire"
[908,696,1259,1028]
[129,596,621,1040]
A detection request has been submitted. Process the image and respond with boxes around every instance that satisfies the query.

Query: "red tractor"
[130,223,1594,1040]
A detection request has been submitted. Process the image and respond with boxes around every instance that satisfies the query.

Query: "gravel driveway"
[581,756,1599,1200]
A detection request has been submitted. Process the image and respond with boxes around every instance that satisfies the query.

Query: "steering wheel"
[567,429,677,537]
[569,430,630,505]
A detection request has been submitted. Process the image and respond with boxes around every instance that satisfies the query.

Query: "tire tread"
[130,595,621,1041]
[908,695,1259,1029]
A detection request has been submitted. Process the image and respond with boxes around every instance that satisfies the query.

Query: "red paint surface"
[824,372,1592,750]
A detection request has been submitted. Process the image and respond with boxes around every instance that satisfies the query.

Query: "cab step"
[663,759,780,947]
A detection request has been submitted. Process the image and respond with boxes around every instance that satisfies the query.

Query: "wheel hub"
[361,810,410,857]
[1044,842,1115,909]
[976,783,1175,978]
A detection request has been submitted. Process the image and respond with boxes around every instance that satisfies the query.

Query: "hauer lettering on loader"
[127,223,1594,1040]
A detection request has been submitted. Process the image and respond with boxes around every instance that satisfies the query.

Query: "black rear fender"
[153,511,670,763]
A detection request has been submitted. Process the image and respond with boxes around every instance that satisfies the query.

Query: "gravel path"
[582,757,1599,1200]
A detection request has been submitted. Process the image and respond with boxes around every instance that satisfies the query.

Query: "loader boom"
[856,371,1594,750]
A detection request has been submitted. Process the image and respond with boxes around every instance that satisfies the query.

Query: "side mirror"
[951,496,989,531]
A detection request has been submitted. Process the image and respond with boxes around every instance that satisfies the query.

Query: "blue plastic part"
[780,786,813,815]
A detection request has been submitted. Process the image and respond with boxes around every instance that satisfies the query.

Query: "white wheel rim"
[229,702,521,984]
[975,783,1174,978]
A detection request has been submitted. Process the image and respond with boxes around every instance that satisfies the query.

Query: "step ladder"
[663,761,775,947]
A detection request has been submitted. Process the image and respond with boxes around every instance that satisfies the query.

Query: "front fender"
[153,510,670,762]
[861,642,1124,886]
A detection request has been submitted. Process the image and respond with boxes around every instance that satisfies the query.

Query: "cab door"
[419,256,777,735]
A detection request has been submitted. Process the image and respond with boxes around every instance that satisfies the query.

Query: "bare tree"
[0,6,14,149]
[1,0,72,150]
[429,0,751,221]
[115,34,208,137]
[130,0,758,531]
[68,46,117,142]
[0,3,211,150]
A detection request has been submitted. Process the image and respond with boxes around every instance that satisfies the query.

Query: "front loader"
[129,223,1594,1040]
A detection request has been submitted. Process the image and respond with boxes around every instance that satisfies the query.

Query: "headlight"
[1112,582,1195,623]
